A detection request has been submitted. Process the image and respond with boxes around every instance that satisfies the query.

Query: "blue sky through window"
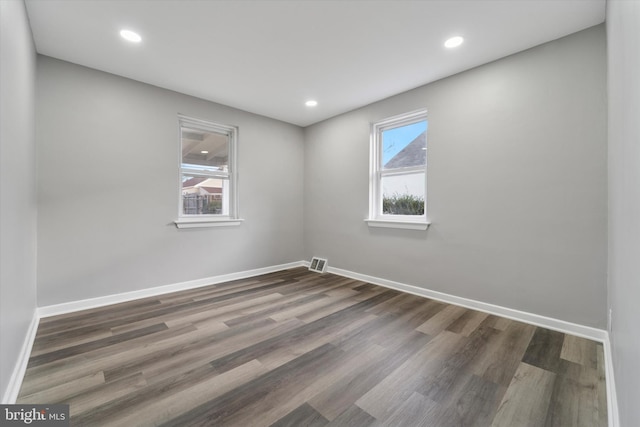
[382,120,427,165]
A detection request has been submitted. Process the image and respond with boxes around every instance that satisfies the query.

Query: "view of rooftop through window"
[382,121,427,166]
[180,125,231,216]
[381,120,427,216]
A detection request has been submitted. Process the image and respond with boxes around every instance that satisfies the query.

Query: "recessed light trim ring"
[444,36,464,48]
[120,29,142,43]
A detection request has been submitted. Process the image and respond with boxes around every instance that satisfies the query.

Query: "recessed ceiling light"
[200,150,209,154]
[444,36,464,48]
[120,29,142,43]
[305,100,318,107]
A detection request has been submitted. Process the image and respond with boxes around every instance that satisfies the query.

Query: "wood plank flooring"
[17,268,608,426]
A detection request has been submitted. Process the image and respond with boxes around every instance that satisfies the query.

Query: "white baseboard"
[327,265,618,427]
[35,259,609,342]
[327,266,607,342]
[38,261,306,318]
[2,261,305,403]
[16,260,620,426]
[603,336,620,427]
[1,312,39,404]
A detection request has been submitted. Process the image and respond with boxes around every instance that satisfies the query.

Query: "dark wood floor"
[18,268,607,426]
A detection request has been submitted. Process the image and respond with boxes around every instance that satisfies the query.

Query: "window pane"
[182,175,229,215]
[381,172,425,215]
[181,127,229,172]
[382,120,427,170]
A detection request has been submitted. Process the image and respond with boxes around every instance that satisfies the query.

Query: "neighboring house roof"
[182,176,208,187]
[200,187,222,194]
[384,131,426,169]
[182,177,224,196]
[182,177,223,189]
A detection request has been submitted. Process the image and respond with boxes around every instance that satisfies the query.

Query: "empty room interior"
[1,0,638,426]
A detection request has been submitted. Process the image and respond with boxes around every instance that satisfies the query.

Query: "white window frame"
[174,114,242,229]
[366,109,430,230]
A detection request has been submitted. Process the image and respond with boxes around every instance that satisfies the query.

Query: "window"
[174,115,241,228]
[367,109,429,230]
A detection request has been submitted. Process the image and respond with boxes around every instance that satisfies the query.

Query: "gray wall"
[607,1,640,425]
[36,57,304,306]
[304,25,607,328]
[0,0,38,401]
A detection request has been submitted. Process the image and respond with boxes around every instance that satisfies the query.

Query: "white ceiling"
[24,0,605,127]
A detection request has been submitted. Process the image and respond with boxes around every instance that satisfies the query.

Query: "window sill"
[174,217,244,229]
[365,219,430,230]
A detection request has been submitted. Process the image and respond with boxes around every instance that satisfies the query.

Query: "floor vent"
[308,257,328,273]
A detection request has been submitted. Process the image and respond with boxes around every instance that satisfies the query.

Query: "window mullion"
[381,165,425,175]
